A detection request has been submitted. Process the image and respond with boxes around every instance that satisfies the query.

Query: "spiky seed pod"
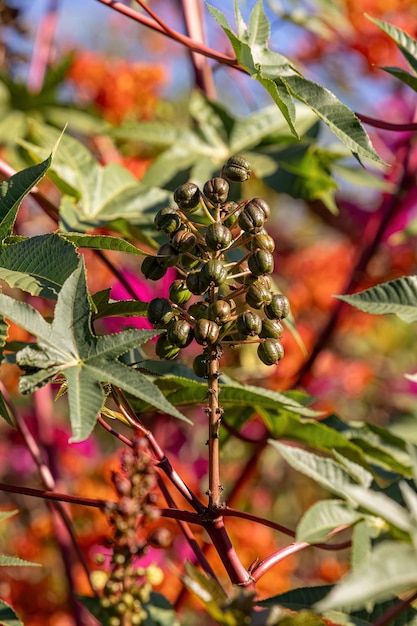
[259,318,284,339]
[168,280,192,305]
[171,229,196,253]
[141,256,167,281]
[221,201,241,228]
[200,259,228,289]
[238,202,265,233]
[246,282,273,309]
[247,250,274,276]
[147,298,174,326]
[167,319,194,347]
[205,223,233,251]
[203,177,229,205]
[154,207,182,234]
[250,197,271,220]
[222,156,252,182]
[188,301,209,320]
[155,335,180,360]
[193,353,208,378]
[156,243,180,268]
[207,299,232,324]
[257,338,284,365]
[264,294,290,320]
[186,271,207,296]
[247,231,276,252]
[174,182,200,212]
[236,311,262,336]
[194,318,220,346]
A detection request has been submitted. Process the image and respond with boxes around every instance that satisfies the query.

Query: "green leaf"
[21,121,170,233]
[296,499,362,544]
[0,555,40,567]
[351,519,380,573]
[60,233,149,255]
[315,541,417,612]
[0,261,188,441]
[0,234,79,298]
[335,276,417,323]
[208,1,383,163]
[0,156,52,241]
[0,599,24,626]
[379,66,417,92]
[269,441,368,499]
[341,485,414,534]
[368,16,417,75]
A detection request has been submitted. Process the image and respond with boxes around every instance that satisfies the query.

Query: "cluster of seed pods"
[141,156,290,376]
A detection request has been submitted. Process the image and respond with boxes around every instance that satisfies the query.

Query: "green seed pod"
[168,279,192,305]
[238,202,265,233]
[147,298,174,326]
[247,231,276,252]
[155,335,180,360]
[180,246,202,270]
[259,318,284,339]
[222,156,252,182]
[188,301,209,320]
[141,256,167,281]
[207,299,232,324]
[193,353,208,378]
[171,229,196,253]
[264,293,290,320]
[244,273,272,290]
[174,182,200,212]
[194,318,220,346]
[156,243,180,268]
[186,271,207,295]
[246,282,272,309]
[167,319,193,347]
[203,177,229,205]
[257,338,284,365]
[221,201,241,228]
[236,310,262,336]
[205,223,233,251]
[250,197,271,220]
[154,207,182,234]
[200,259,228,289]
[247,250,274,276]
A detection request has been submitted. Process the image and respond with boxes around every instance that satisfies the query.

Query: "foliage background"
[2,0,417,624]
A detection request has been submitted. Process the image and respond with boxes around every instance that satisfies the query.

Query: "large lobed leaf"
[335,276,417,323]
[208,1,383,164]
[0,261,188,441]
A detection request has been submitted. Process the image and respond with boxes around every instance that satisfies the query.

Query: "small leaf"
[0,554,40,567]
[296,499,362,543]
[315,541,417,612]
[60,233,149,255]
[0,599,24,626]
[379,66,417,92]
[335,276,417,323]
[0,155,52,240]
[367,16,417,75]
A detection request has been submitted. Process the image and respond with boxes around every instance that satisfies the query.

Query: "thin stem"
[181,0,216,99]
[250,542,309,582]
[0,482,107,508]
[371,590,417,626]
[27,0,59,93]
[206,343,223,510]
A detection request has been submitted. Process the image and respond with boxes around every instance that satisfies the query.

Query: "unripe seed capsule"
[186,271,206,295]
[205,223,233,251]
[155,336,180,360]
[247,250,274,276]
[246,282,272,309]
[250,197,271,219]
[247,231,275,252]
[174,182,200,212]
[194,318,220,346]
[207,299,232,324]
[238,202,265,233]
[168,279,192,305]
[141,256,167,281]
[259,318,284,339]
[203,177,229,205]
[222,156,252,182]
[147,298,174,326]
[193,353,208,378]
[171,229,196,252]
[167,319,193,347]
[257,338,284,365]
[154,207,182,234]
[156,243,180,268]
[222,201,241,228]
[200,259,228,289]
[236,311,262,336]
[188,301,209,320]
[264,293,290,319]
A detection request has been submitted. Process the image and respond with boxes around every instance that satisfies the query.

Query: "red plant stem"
[96,0,238,67]
[356,113,417,132]
[203,516,253,587]
[27,0,59,93]
[180,0,216,99]
[250,542,309,582]
[0,481,106,508]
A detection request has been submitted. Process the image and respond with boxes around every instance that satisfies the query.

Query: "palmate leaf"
[208,1,383,164]
[20,121,171,235]
[335,276,417,323]
[0,261,188,441]
[296,499,363,544]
